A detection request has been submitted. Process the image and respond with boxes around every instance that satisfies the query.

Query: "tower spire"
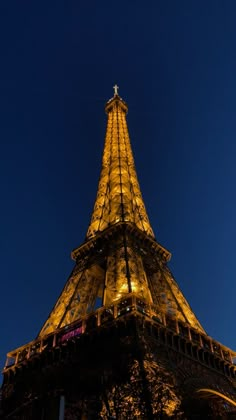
[86,89,154,239]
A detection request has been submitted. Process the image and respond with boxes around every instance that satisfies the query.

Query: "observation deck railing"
[4,293,236,374]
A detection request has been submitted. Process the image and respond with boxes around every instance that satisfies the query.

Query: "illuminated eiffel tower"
[2,87,236,419]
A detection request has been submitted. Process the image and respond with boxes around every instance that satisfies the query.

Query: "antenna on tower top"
[113,84,119,96]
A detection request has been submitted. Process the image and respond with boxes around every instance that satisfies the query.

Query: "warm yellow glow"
[87,96,154,239]
[38,92,206,337]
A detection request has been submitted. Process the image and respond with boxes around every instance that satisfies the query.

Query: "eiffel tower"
[2,87,236,419]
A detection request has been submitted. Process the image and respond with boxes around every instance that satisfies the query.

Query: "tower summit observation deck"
[2,88,236,419]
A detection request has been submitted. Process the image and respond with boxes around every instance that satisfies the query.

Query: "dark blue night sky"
[1,1,236,381]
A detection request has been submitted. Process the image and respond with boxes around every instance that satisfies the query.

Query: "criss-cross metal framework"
[38,91,205,337]
[87,94,154,239]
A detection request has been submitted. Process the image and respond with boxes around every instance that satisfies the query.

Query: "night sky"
[1,2,236,382]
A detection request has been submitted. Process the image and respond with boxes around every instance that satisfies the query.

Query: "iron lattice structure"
[2,90,236,419]
[38,93,204,337]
